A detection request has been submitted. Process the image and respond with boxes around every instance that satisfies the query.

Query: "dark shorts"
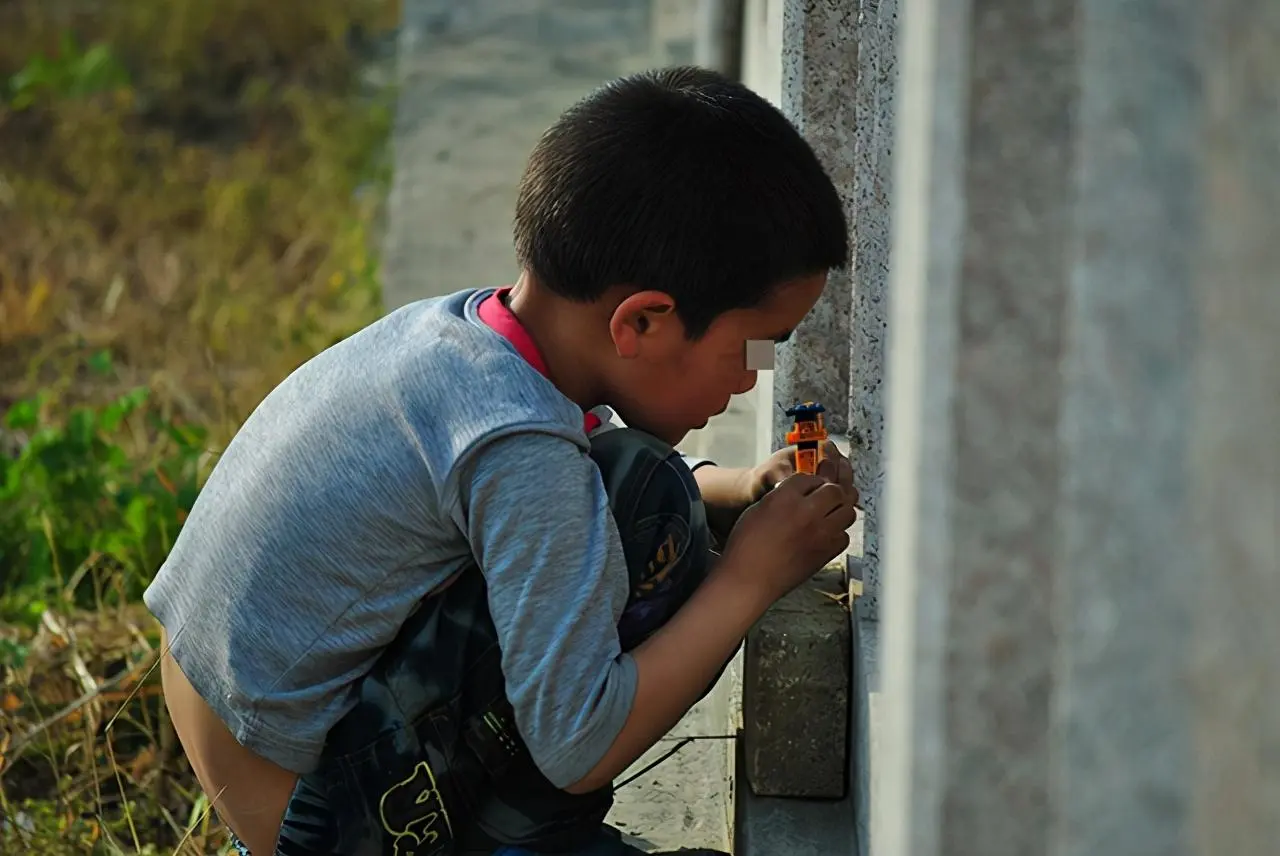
[234,429,729,856]
[234,825,726,856]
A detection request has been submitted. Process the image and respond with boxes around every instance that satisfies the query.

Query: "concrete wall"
[741,0,896,618]
[876,0,1280,853]
[746,3,1280,856]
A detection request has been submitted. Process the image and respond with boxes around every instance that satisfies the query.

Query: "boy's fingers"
[776,472,826,497]
[836,455,854,487]
[828,498,859,529]
[816,446,854,490]
[806,482,848,515]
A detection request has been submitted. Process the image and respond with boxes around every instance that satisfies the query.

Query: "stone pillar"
[742,0,861,806]
[771,0,859,447]
[846,0,898,620]
[876,0,1280,855]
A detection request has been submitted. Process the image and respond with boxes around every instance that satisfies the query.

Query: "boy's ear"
[609,290,682,358]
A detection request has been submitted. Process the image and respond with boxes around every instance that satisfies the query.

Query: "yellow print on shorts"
[379,760,454,856]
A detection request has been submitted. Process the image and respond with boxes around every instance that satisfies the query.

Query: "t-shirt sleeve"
[450,429,638,790]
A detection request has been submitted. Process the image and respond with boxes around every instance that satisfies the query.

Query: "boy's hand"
[720,472,859,602]
[695,441,859,545]
[749,440,857,502]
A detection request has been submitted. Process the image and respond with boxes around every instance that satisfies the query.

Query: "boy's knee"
[588,429,713,650]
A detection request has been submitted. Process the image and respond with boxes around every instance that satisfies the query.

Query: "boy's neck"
[505,274,608,413]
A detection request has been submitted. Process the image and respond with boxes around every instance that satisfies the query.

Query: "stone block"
[742,566,850,799]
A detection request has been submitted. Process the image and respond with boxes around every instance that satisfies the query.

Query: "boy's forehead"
[695,272,824,349]
[707,307,791,342]
[731,301,803,339]
[756,273,827,321]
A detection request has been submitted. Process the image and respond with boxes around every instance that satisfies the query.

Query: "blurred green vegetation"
[0,1,399,851]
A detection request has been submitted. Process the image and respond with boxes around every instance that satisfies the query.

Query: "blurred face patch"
[745,339,776,371]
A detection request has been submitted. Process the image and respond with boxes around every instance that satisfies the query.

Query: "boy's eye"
[745,339,776,371]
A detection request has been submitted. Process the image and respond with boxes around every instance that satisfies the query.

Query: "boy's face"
[604,274,828,446]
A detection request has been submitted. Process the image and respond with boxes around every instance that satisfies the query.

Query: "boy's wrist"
[707,550,782,616]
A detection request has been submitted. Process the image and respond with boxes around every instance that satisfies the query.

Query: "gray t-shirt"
[144,287,708,789]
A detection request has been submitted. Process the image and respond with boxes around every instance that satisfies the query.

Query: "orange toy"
[784,401,827,475]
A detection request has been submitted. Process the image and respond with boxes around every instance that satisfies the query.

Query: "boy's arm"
[691,464,755,542]
[563,556,770,793]
[453,430,771,793]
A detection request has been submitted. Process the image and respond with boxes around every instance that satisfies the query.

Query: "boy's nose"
[735,370,758,396]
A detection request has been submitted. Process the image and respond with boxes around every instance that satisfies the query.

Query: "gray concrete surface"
[383,0,695,311]
[876,0,1280,854]
[734,734,857,856]
[735,4,882,852]
[853,607,880,856]
[876,0,1075,846]
[735,588,877,856]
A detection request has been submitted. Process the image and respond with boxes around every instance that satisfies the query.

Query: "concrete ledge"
[741,565,851,799]
[735,608,872,856]
[850,601,877,856]
[734,733,856,856]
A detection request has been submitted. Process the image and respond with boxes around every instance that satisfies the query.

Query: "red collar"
[477,287,602,434]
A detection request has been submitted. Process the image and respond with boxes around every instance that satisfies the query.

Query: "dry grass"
[0,0,399,851]
[0,0,397,440]
[1,604,216,854]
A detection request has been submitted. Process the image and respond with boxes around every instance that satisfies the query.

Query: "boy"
[146,66,858,855]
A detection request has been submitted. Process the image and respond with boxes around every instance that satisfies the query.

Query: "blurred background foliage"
[0,1,399,851]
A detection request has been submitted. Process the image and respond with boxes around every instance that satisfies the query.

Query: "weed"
[7,34,130,110]
[0,351,209,620]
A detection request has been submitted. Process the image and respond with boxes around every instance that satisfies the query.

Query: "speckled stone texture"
[847,0,897,621]
[877,1,1280,855]
[771,0,859,447]
[742,568,851,799]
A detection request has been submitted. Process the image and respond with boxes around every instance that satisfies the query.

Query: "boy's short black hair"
[513,66,849,338]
